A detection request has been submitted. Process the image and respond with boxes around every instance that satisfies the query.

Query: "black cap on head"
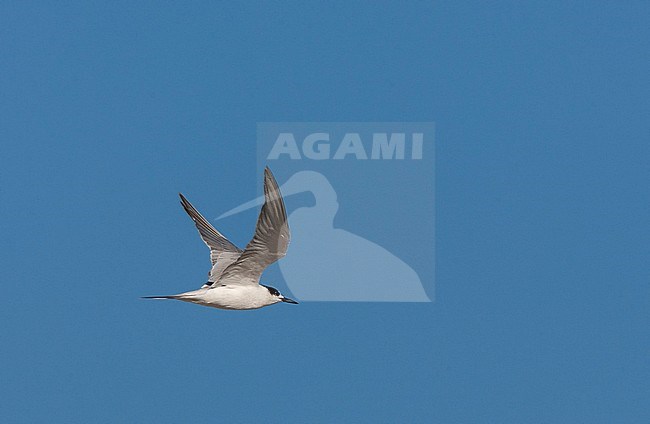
[262,285,298,304]
[262,285,280,297]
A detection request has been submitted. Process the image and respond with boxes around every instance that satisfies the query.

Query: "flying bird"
[143,167,297,310]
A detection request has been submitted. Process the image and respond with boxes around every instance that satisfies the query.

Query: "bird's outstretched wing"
[179,193,242,286]
[215,167,290,287]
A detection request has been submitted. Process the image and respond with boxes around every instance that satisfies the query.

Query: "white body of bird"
[156,285,284,310]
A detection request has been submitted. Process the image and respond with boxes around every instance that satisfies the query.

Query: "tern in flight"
[143,167,298,310]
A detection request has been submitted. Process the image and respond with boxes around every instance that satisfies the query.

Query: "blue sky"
[1,1,648,423]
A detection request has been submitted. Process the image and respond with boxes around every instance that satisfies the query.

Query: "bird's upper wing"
[179,193,243,285]
[200,251,241,288]
[214,167,290,287]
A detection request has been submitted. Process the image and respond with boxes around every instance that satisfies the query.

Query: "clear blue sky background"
[1,2,648,423]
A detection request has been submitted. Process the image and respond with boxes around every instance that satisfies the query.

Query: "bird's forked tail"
[141,295,179,300]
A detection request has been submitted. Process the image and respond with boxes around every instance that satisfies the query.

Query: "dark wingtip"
[179,193,192,213]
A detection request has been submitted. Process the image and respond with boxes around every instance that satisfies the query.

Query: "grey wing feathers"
[200,251,242,287]
[179,193,243,285]
[179,193,241,261]
[216,167,290,286]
